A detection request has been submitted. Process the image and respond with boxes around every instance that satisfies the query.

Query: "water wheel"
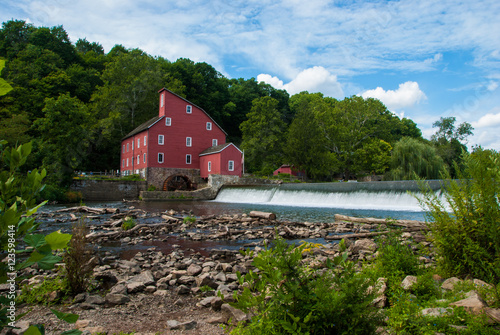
[163,175,193,191]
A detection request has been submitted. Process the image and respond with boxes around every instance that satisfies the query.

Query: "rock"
[86,294,105,305]
[153,289,169,296]
[73,293,87,303]
[197,296,216,308]
[127,281,146,293]
[221,303,248,323]
[110,283,127,295]
[167,320,197,330]
[144,285,156,293]
[75,320,91,329]
[94,272,118,290]
[196,273,216,288]
[441,277,462,291]
[211,297,224,311]
[421,307,452,317]
[401,275,418,290]
[187,264,202,276]
[214,271,227,282]
[176,285,190,295]
[473,278,494,289]
[128,270,155,286]
[177,275,196,285]
[206,316,226,324]
[449,290,488,314]
[485,308,500,324]
[105,293,130,305]
[351,238,377,254]
[12,321,30,335]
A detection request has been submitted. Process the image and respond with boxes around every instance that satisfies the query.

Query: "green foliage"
[183,216,196,225]
[229,237,381,334]
[0,58,13,96]
[121,217,136,231]
[19,276,69,305]
[63,218,94,294]
[240,96,287,174]
[388,137,447,180]
[418,147,500,285]
[374,231,421,280]
[147,184,156,191]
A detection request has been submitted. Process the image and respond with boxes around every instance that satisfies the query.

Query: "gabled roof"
[158,88,227,136]
[122,116,163,140]
[199,143,242,156]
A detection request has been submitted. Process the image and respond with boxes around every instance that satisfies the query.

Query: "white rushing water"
[214,186,438,212]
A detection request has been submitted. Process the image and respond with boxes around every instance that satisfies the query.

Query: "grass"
[0,58,13,96]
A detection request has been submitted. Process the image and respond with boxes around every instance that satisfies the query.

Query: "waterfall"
[214,181,447,212]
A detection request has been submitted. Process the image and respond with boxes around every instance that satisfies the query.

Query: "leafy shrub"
[64,190,83,203]
[121,217,136,230]
[229,237,381,334]
[63,218,95,294]
[19,276,69,305]
[418,148,500,286]
[147,184,157,191]
[374,231,421,280]
[183,216,196,224]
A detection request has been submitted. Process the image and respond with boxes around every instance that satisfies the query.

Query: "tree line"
[0,20,473,193]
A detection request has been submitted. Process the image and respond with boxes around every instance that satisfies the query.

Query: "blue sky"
[2,0,500,149]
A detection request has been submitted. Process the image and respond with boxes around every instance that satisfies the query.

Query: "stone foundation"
[146,167,204,190]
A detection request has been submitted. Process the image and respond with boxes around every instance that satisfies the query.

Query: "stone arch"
[163,174,194,191]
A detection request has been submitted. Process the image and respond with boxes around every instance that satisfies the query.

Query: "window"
[165,117,171,126]
[126,158,129,167]
[206,122,212,130]
[161,93,164,107]
[144,135,147,146]
[158,135,164,145]
[228,160,234,171]
[186,154,192,164]
[143,153,146,163]
[122,145,125,153]
[158,153,164,163]
[137,155,140,165]
[212,139,218,147]
[186,105,192,114]
[208,161,212,172]
[122,159,125,167]
[186,137,192,147]
[127,143,129,152]
[137,139,140,148]
[132,140,134,150]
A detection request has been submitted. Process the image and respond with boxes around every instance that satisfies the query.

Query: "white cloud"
[360,81,427,110]
[471,108,500,128]
[257,66,343,97]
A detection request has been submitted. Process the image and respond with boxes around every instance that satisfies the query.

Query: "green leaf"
[51,309,79,323]
[24,234,46,248]
[45,230,72,250]
[24,325,44,335]
[61,330,83,335]
[26,200,48,216]
[37,254,63,270]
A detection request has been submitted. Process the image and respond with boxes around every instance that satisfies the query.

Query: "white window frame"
[186,154,192,164]
[144,135,147,146]
[158,153,164,163]
[126,158,129,167]
[161,93,164,107]
[208,161,212,172]
[137,155,140,165]
[122,145,125,153]
[206,122,212,130]
[212,139,218,147]
[228,160,234,171]
[186,137,192,147]
[143,153,146,163]
[127,143,129,152]
[158,135,164,145]
[132,140,134,150]
[186,105,192,114]
[165,117,171,126]
[122,159,125,168]
[137,139,140,148]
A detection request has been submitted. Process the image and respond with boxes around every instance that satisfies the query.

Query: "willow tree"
[388,137,447,180]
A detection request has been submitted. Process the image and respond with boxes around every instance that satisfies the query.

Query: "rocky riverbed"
[7,204,500,334]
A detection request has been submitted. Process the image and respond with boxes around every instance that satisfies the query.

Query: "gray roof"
[122,116,163,140]
[199,143,242,156]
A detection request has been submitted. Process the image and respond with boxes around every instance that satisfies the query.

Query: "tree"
[286,92,337,179]
[388,137,447,180]
[34,94,92,186]
[431,116,474,177]
[240,97,286,174]
[353,139,392,175]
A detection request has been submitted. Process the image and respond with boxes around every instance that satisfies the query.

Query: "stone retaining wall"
[71,179,147,201]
